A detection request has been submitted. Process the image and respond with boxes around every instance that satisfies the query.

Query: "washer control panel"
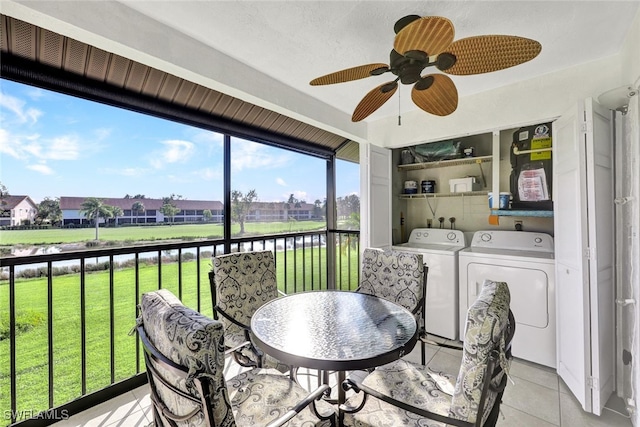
[408,228,466,245]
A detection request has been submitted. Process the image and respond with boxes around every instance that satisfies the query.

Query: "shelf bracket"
[477,161,487,188]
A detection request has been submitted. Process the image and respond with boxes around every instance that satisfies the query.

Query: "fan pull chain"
[398,86,402,126]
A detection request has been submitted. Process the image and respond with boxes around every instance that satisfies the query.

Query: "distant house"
[59,197,224,226]
[57,197,318,226]
[247,201,317,221]
[0,195,38,226]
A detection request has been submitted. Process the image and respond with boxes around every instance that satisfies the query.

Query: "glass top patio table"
[250,290,418,372]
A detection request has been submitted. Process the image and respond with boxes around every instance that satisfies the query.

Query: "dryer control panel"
[470,230,554,253]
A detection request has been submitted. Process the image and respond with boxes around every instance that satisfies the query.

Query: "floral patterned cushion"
[140,289,333,427]
[343,280,511,427]
[227,368,335,426]
[450,280,511,425]
[212,251,287,370]
[343,359,456,426]
[359,248,425,328]
[140,289,235,427]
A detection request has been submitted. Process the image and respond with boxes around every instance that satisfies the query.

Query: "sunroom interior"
[1,1,639,427]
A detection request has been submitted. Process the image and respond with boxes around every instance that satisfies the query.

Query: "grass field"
[0,221,328,246]
[0,246,359,420]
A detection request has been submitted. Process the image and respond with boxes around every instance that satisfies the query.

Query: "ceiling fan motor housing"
[390,50,430,84]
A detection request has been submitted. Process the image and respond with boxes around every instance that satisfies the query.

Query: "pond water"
[2,235,327,276]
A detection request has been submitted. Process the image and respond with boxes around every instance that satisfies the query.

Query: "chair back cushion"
[450,280,511,425]
[141,289,236,427]
[359,248,425,321]
[212,251,278,346]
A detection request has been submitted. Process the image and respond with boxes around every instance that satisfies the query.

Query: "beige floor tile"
[502,375,560,425]
[403,340,439,365]
[57,391,145,427]
[560,392,633,427]
[104,410,151,427]
[497,403,559,427]
[559,377,572,395]
[509,358,559,391]
[424,347,463,373]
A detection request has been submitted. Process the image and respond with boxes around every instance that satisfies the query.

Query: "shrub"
[0,309,45,341]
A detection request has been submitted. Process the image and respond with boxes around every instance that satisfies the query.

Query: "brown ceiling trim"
[1,52,336,160]
[0,14,357,160]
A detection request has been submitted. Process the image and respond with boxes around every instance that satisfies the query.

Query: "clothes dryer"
[458,230,556,368]
[393,228,467,340]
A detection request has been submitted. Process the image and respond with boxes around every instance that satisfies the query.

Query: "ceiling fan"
[309,15,542,122]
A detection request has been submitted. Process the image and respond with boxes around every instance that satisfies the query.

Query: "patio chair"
[357,248,428,364]
[135,289,336,427]
[209,250,288,372]
[341,280,515,427]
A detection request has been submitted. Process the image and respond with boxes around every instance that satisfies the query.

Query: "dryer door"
[464,261,556,368]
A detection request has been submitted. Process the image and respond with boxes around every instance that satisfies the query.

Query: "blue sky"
[0,79,359,204]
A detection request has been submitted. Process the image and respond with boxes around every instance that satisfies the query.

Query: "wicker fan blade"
[310,63,389,85]
[352,82,398,122]
[442,35,541,75]
[394,16,454,57]
[411,74,458,116]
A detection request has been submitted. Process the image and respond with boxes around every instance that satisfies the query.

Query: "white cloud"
[0,92,42,124]
[231,140,290,171]
[47,136,81,160]
[150,139,195,168]
[196,167,222,181]
[27,87,46,100]
[282,190,309,202]
[27,164,54,175]
[0,128,22,158]
[0,129,80,161]
[276,177,287,186]
[293,191,308,202]
[100,167,150,177]
[94,128,112,140]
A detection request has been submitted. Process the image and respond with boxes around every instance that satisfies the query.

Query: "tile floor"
[59,337,633,427]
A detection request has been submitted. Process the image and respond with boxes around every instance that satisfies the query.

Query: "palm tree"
[80,197,111,240]
[132,201,145,224]
[110,206,123,226]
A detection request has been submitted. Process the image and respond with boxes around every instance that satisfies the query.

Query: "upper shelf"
[490,209,554,218]
[399,191,489,199]
[398,155,492,171]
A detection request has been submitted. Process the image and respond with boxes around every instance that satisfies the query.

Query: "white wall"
[368,56,622,149]
[622,92,640,427]
[617,9,640,426]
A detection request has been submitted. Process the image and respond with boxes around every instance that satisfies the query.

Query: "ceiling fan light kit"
[310,15,542,122]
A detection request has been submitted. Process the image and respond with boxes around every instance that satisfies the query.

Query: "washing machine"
[393,228,467,340]
[458,230,556,368]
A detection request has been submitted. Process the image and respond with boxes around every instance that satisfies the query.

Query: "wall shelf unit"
[397,155,492,171]
[490,209,554,218]
[400,191,489,200]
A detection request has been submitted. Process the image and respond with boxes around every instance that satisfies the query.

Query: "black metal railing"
[0,229,359,425]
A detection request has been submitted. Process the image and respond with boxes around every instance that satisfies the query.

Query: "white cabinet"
[553,98,615,415]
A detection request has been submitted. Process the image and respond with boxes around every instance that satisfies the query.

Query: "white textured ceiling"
[118,0,639,122]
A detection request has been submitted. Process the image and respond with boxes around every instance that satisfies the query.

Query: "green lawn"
[0,246,359,420]
[0,221,328,246]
